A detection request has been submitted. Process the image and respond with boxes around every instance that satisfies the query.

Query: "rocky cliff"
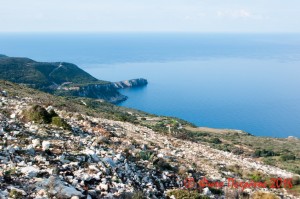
[113,78,148,89]
[56,78,148,103]
[57,83,128,103]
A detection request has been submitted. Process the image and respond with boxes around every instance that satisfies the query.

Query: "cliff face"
[113,78,148,89]
[56,78,148,103]
[65,83,128,103]
[68,78,148,103]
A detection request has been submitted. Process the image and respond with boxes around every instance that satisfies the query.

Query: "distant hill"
[0,55,148,103]
[0,55,128,102]
[0,55,107,89]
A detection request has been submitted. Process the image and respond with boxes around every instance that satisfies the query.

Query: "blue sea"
[1,33,300,138]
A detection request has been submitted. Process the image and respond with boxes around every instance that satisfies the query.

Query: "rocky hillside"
[0,82,299,198]
[0,56,103,88]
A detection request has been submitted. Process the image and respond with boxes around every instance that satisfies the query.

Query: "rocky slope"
[0,85,299,198]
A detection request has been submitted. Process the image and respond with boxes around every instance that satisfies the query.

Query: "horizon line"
[0,31,300,34]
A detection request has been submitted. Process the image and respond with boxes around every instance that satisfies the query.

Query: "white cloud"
[238,9,251,18]
[0,0,298,32]
[216,9,263,19]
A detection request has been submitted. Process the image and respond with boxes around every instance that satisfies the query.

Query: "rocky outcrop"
[60,78,148,103]
[113,78,148,89]
[57,83,128,103]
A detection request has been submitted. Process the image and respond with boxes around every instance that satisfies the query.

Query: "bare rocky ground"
[0,92,299,199]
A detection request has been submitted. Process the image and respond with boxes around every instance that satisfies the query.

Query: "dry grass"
[251,191,279,199]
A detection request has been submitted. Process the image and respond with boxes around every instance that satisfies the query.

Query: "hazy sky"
[0,0,299,33]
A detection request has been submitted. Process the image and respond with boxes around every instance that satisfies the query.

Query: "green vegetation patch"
[51,116,71,130]
[22,104,70,130]
[22,105,52,124]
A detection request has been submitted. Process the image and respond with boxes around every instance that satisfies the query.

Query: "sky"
[0,0,299,33]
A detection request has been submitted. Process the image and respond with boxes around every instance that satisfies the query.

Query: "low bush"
[22,105,71,130]
[280,154,296,161]
[209,187,223,195]
[138,151,154,161]
[250,171,265,182]
[232,148,244,155]
[51,116,71,130]
[22,105,52,123]
[153,158,173,171]
[253,149,277,157]
[292,176,300,185]
[131,191,146,199]
[210,138,222,144]
[9,189,23,199]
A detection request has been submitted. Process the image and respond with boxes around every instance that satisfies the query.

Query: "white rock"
[20,166,40,178]
[46,106,54,112]
[98,183,109,191]
[42,141,51,151]
[83,149,100,162]
[115,154,124,160]
[7,186,26,196]
[88,165,100,172]
[157,153,164,158]
[37,189,47,197]
[32,139,40,148]
[6,145,15,153]
[103,157,116,168]
[37,177,84,198]
[203,187,211,196]
[60,185,83,198]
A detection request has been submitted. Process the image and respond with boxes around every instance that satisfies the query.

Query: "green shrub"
[280,154,296,161]
[231,148,244,155]
[48,109,58,118]
[51,116,71,130]
[22,105,52,123]
[9,189,23,199]
[250,171,264,182]
[292,176,300,185]
[209,187,223,195]
[153,158,173,171]
[138,151,154,161]
[131,191,146,199]
[254,149,277,157]
[211,138,222,144]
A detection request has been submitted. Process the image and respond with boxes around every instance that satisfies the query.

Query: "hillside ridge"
[0,55,147,103]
